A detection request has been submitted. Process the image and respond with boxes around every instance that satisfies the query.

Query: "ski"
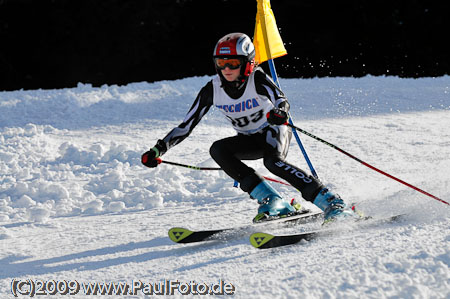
[250,214,406,249]
[168,210,323,244]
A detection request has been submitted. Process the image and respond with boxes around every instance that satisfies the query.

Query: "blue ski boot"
[313,188,358,223]
[250,180,296,222]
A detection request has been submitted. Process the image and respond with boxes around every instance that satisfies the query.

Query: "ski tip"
[168,227,194,243]
[250,232,275,249]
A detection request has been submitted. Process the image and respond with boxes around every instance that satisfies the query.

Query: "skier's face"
[221,66,241,82]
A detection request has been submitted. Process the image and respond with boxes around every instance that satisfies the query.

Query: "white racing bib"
[212,73,274,134]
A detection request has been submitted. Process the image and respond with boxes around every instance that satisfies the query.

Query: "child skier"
[142,33,356,222]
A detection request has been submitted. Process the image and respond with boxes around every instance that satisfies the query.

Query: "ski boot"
[250,180,296,222]
[313,188,359,224]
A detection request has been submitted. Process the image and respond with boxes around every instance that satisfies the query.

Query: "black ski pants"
[209,125,322,202]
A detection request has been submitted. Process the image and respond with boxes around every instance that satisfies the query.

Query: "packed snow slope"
[1,75,449,298]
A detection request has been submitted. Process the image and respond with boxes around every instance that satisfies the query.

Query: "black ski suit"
[156,68,322,202]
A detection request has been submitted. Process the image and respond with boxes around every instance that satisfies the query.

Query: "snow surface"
[1,75,449,298]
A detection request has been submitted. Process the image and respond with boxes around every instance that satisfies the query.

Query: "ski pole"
[156,158,292,187]
[284,123,449,206]
[156,158,221,171]
[267,59,319,179]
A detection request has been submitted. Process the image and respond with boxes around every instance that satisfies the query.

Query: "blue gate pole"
[267,59,319,179]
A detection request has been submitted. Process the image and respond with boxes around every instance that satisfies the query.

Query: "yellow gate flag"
[253,0,287,64]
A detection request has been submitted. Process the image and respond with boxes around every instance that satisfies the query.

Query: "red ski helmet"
[213,33,256,82]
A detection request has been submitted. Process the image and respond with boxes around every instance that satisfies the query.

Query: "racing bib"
[212,73,274,134]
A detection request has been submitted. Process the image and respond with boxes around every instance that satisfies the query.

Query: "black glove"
[141,148,160,168]
[141,140,167,168]
[267,108,288,125]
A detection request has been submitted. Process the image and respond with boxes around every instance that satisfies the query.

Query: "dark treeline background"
[1,0,449,91]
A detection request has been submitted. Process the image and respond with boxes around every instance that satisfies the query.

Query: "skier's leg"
[210,134,294,219]
[262,126,357,221]
[209,134,263,189]
[262,125,322,201]
[263,155,322,201]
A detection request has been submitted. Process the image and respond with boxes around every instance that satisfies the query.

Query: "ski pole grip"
[267,111,290,126]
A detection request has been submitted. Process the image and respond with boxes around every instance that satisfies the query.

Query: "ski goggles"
[214,58,243,70]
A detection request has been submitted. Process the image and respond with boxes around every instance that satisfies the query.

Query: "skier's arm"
[143,81,214,165]
[254,68,290,112]
[254,69,290,125]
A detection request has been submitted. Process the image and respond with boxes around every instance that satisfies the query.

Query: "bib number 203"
[227,109,264,128]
